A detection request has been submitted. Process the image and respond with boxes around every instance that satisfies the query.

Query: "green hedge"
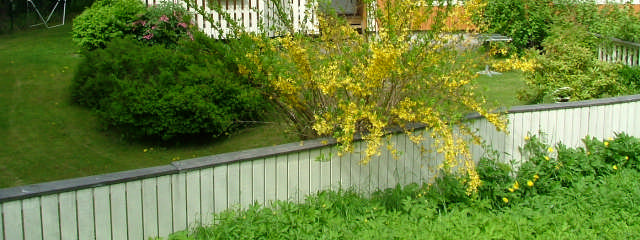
[71,34,266,142]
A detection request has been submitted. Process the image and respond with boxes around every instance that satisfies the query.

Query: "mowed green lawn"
[475,71,527,108]
[0,24,293,188]
[0,25,526,188]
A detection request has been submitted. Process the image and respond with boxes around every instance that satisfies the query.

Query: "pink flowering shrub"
[129,2,195,47]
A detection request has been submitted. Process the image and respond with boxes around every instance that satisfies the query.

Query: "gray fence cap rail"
[2,94,640,203]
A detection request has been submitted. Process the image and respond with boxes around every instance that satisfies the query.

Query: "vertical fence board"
[239,160,254,207]
[93,186,111,240]
[408,130,420,184]
[186,170,201,227]
[263,156,277,204]
[227,163,241,208]
[402,133,412,186]
[630,102,640,136]
[319,147,332,190]
[276,153,289,201]
[213,164,229,213]
[509,113,523,162]
[618,102,630,135]
[589,105,600,138]
[288,152,301,201]
[110,184,127,240]
[329,146,341,191]
[386,136,399,189]
[468,119,482,162]
[596,105,607,139]
[368,148,380,194]
[22,198,42,240]
[41,195,60,240]
[76,189,95,240]
[565,108,579,147]
[339,148,352,189]
[308,148,322,194]
[603,104,615,139]
[349,141,365,192]
[298,150,311,198]
[252,158,266,205]
[172,173,187,232]
[141,178,159,239]
[2,200,23,240]
[200,168,215,226]
[58,191,77,240]
[156,175,173,237]
[126,181,143,240]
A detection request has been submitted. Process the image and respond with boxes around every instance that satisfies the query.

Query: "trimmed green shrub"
[71,0,145,50]
[71,34,266,141]
[518,23,625,103]
[619,65,640,93]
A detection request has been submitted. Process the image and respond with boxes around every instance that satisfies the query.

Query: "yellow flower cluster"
[491,54,539,73]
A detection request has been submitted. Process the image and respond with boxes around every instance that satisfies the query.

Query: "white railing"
[599,37,640,66]
[145,0,319,38]
[1,94,640,240]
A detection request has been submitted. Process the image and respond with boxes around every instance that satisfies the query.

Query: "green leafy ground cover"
[167,134,640,239]
[0,24,524,188]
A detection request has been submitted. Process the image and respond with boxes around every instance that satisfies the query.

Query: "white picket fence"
[1,94,640,240]
[143,0,320,38]
[599,37,640,66]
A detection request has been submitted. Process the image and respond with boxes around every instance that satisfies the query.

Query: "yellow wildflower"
[544,156,550,161]
[502,197,509,203]
[513,181,520,190]
[613,165,618,170]
[625,156,629,160]
[548,147,554,153]
[508,188,514,193]
[527,180,534,187]
[143,149,148,153]
[524,135,530,141]
[604,141,609,147]
[533,174,540,180]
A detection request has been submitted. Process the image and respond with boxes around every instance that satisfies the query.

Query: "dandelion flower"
[548,147,554,152]
[502,197,509,203]
[534,174,540,180]
[143,149,148,153]
[513,181,520,190]
[524,135,530,141]
[613,165,618,170]
[527,180,534,187]
[508,188,514,192]
[625,156,629,160]
[544,156,550,161]
[605,141,609,147]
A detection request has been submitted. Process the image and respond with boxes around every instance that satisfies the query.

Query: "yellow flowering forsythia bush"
[194,0,507,194]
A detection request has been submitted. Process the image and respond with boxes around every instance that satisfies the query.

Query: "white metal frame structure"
[27,0,67,28]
